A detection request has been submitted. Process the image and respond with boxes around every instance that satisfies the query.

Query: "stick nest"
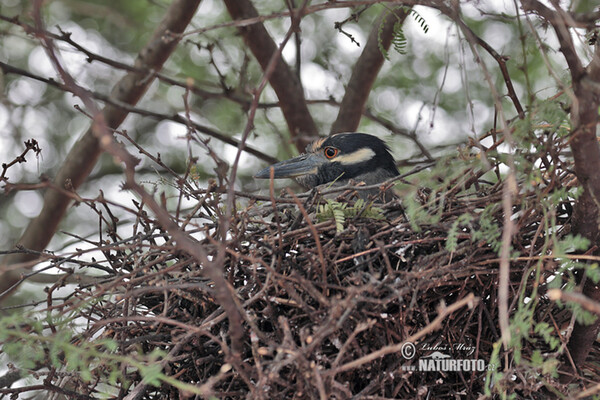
[5,132,598,399]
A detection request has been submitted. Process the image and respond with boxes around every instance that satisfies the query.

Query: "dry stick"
[331,319,377,368]
[450,8,517,351]
[498,175,517,350]
[575,382,600,399]
[286,188,327,288]
[325,293,478,376]
[31,1,249,397]
[0,139,41,182]
[548,289,600,316]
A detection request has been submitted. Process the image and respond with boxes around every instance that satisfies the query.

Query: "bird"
[254,132,399,202]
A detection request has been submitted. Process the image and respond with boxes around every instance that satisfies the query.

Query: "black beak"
[254,153,322,179]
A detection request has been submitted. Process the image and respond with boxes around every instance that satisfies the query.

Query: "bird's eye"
[324,146,338,159]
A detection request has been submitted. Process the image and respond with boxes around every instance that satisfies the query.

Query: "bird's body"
[255,133,399,202]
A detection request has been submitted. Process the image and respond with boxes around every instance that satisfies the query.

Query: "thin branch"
[0,0,203,296]
[521,0,585,79]
[331,6,410,134]
[451,17,525,117]
[224,0,318,151]
[325,293,478,375]
[548,289,600,316]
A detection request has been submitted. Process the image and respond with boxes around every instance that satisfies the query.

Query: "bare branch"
[521,0,585,80]
[224,0,318,151]
[0,0,203,296]
[548,289,600,316]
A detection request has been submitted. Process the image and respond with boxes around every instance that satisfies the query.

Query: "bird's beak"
[254,153,322,179]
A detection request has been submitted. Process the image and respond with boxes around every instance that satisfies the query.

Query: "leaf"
[378,7,429,59]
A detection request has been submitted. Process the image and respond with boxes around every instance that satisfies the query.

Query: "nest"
[3,131,596,399]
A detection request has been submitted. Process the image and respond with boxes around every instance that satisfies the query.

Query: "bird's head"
[255,133,398,196]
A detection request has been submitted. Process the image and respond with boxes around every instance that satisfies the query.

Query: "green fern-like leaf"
[333,207,346,233]
[378,13,391,60]
[316,199,384,233]
[409,8,429,34]
[378,7,429,60]
[390,21,408,55]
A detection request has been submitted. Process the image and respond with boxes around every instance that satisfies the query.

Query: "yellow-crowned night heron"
[255,133,399,202]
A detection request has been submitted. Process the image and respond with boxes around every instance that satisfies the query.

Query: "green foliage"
[445,212,473,252]
[552,234,590,255]
[315,198,384,232]
[533,322,560,351]
[570,303,598,325]
[379,20,408,58]
[585,263,600,284]
[0,309,201,395]
[485,302,563,394]
[471,204,503,254]
[378,7,429,59]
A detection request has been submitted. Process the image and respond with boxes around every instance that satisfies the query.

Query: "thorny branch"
[0,139,41,184]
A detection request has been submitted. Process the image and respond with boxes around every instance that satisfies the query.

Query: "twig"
[548,289,600,316]
[325,293,478,375]
[286,188,327,287]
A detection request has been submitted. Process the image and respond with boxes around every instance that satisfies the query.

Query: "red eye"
[324,146,338,159]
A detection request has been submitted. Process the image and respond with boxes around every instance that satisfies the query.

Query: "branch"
[521,0,600,372]
[325,293,478,375]
[223,0,318,151]
[521,0,585,79]
[330,6,409,134]
[0,0,203,297]
[548,289,600,316]
[453,17,525,117]
[0,61,278,165]
[0,139,41,184]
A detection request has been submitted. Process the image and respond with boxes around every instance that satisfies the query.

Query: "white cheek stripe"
[334,148,376,165]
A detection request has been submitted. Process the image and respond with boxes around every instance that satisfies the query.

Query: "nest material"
[5,133,597,399]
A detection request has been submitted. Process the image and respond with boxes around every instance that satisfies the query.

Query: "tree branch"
[223,0,318,152]
[521,0,585,80]
[0,0,203,297]
[521,0,600,372]
[330,7,409,134]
